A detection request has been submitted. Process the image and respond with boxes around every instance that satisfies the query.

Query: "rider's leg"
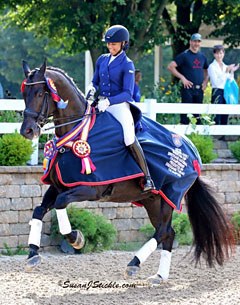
[128,138,155,191]
[106,103,155,191]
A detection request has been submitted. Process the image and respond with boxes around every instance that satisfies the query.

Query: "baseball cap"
[190,33,202,41]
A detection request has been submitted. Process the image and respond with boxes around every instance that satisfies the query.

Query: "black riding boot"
[128,138,155,192]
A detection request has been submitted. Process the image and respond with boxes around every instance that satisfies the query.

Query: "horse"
[20,59,234,284]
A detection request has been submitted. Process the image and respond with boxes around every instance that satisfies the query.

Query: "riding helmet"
[104,25,129,43]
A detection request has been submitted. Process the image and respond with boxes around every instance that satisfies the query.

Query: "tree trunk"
[163,0,203,59]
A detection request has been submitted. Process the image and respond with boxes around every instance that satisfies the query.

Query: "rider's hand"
[97,98,110,112]
[85,84,96,105]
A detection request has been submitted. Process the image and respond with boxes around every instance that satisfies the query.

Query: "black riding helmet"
[103,25,129,50]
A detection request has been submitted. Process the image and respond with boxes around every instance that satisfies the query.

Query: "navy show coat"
[92,52,135,105]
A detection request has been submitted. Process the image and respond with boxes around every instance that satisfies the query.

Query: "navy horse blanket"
[42,109,202,211]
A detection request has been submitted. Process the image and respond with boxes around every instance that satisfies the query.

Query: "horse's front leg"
[53,185,102,250]
[26,185,59,271]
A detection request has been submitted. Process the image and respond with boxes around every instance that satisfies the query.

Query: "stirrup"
[142,177,155,192]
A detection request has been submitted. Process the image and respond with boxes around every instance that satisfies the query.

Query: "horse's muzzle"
[20,119,41,140]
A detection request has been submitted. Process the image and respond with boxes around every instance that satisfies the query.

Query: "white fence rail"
[137,99,240,136]
[0,99,240,165]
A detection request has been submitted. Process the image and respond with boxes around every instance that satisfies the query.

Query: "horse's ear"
[22,60,31,78]
[39,59,47,77]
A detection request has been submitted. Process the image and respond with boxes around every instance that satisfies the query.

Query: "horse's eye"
[38,91,43,97]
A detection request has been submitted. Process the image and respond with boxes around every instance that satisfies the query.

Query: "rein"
[43,111,99,131]
[24,81,46,86]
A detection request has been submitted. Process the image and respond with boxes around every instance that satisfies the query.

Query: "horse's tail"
[185,176,235,267]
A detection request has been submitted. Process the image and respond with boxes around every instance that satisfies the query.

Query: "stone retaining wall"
[0,165,240,251]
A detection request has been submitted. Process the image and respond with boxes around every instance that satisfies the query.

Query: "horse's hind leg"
[146,200,175,284]
[126,197,161,277]
[126,198,174,283]
[26,185,59,271]
[147,225,175,285]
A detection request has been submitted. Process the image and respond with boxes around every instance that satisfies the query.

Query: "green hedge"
[51,206,117,253]
[187,133,217,163]
[229,141,240,162]
[0,132,34,166]
[140,212,193,245]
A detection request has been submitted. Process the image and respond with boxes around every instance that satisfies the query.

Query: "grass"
[112,241,144,251]
[1,243,28,256]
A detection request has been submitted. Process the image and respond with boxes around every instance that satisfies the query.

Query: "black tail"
[185,177,234,267]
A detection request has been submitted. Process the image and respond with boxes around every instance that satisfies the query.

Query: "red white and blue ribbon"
[43,104,96,175]
[46,78,68,109]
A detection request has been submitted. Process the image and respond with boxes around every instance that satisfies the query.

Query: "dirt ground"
[0,246,239,305]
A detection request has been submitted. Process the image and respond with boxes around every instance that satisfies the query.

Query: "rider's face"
[107,42,122,56]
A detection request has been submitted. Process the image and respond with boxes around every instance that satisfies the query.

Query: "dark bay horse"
[20,60,234,284]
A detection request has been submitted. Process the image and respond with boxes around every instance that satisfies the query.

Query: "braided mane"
[46,66,86,103]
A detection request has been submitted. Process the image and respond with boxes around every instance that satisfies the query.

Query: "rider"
[86,25,155,192]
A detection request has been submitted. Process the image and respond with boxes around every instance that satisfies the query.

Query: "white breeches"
[106,102,135,146]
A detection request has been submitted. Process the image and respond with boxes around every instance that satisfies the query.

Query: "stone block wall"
[201,164,240,214]
[0,164,240,251]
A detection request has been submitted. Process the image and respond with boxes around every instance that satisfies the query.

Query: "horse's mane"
[46,66,86,103]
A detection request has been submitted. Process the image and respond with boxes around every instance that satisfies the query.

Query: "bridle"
[22,79,98,130]
[23,80,51,127]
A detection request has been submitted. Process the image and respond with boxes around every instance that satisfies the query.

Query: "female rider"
[86,25,154,192]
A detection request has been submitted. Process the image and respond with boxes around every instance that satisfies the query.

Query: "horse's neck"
[47,70,86,137]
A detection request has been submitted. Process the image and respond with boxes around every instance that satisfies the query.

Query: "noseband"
[23,80,50,127]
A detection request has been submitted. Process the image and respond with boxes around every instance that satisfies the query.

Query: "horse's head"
[21,60,87,140]
[20,59,55,139]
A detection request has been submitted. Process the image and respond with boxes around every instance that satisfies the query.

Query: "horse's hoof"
[25,254,42,272]
[147,274,164,286]
[125,265,140,278]
[70,230,85,250]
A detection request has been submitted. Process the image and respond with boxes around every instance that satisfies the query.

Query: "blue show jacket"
[92,52,135,105]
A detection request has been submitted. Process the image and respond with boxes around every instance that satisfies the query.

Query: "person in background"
[167,33,209,124]
[208,45,239,125]
[85,25,154,191]
[133,69,142,102]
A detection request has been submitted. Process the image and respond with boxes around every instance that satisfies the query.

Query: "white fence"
[0,98,240,165]
[137,99,240,136]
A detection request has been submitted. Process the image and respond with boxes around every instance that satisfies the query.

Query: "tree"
[0,0,168,65]
[0,25,85,98]
[162,0,240,58]
[202,0,240,47]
